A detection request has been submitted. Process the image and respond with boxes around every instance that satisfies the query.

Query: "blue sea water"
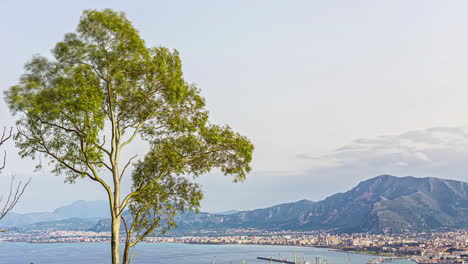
[0,243,416,264]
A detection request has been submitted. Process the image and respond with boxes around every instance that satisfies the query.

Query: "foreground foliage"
[5,9,253,264]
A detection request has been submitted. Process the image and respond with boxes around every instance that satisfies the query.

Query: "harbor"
[368,257,407,264]
[256,254,329,264]
[257,257,297,264]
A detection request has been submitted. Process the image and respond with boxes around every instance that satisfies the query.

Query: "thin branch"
[122,205,147,264]
[34,136,91,178]
[78,137,114,214]
[32,114,112,158]
[119,123,144,150]
[118,89,162,124]
[0,127,12,172]
[32,114,82,136]
[129,216,160,247]
[0,151,5,172]
[119,169,170,216]
[0,127,12,145]
[0,176,31,221]
[98,161,113,172]
[98,135,112,157]
[120,155,137,181]
[17,128,100,189]
[77,61,107,82]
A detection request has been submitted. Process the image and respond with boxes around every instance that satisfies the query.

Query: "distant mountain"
[5,176,468,234]
[205,175,468,234]
[53,200,109,219]
[10,217,100,232]
[214,210,240,215]
[0,200,109,227]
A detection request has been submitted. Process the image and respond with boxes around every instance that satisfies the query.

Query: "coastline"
[0,240,399,252]
[2,240,402,257]
[0,240,410,261]
[0,240,416,262]
[177,242,403,257]
[0,242,419,264]
[327,248,402,257]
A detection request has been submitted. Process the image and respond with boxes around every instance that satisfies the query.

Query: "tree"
[5,9,253,264]
[0,127,30,224]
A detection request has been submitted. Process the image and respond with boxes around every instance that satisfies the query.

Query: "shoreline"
[0,240,409,259]
[327,248,403,257]
[185,243,405,258]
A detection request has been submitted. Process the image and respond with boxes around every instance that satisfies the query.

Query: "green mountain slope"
[175,175,468,234]
[7,175,468,234]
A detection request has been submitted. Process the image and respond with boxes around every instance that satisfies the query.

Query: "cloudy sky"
[0,0,466,213]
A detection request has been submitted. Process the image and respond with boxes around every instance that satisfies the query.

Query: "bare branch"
[0,127,13,173]
[0,126,30,225]
[0,176,31,221]
[0,127,12,146]
[0,151,5,172]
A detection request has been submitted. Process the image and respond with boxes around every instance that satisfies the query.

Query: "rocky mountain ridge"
[4,175,468,234]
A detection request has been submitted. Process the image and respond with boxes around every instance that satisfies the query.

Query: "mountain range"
[3,175,468,234]
[0,200,109,227]
[202,175,468,233]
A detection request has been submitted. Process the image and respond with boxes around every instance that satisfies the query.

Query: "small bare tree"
[0,127,30,222]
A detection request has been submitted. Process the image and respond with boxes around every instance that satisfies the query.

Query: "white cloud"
[413,152,431,162]
[300,127,467,167]
[297,127,468,186]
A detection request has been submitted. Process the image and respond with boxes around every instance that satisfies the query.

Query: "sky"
[0,0,466,213]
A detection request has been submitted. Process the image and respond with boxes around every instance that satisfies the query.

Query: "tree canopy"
[5,9,253,264]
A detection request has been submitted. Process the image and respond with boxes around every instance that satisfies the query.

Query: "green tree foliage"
[5,9,253,264]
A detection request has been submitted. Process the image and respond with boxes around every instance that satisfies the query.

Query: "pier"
[368,257,407,264]
[257,257,296,264]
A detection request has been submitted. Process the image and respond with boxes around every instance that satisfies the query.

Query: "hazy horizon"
[9,173,468,215]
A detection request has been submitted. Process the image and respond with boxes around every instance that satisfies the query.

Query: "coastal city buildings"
[1,229,467,263]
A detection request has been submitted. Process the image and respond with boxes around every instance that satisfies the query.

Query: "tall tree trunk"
[111,184,121,264]
[111,116,121,264]
[111,215,121,264]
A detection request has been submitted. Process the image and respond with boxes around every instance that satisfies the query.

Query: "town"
[1,229,467,263]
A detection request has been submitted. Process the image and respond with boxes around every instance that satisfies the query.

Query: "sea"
[0,243,417,264]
